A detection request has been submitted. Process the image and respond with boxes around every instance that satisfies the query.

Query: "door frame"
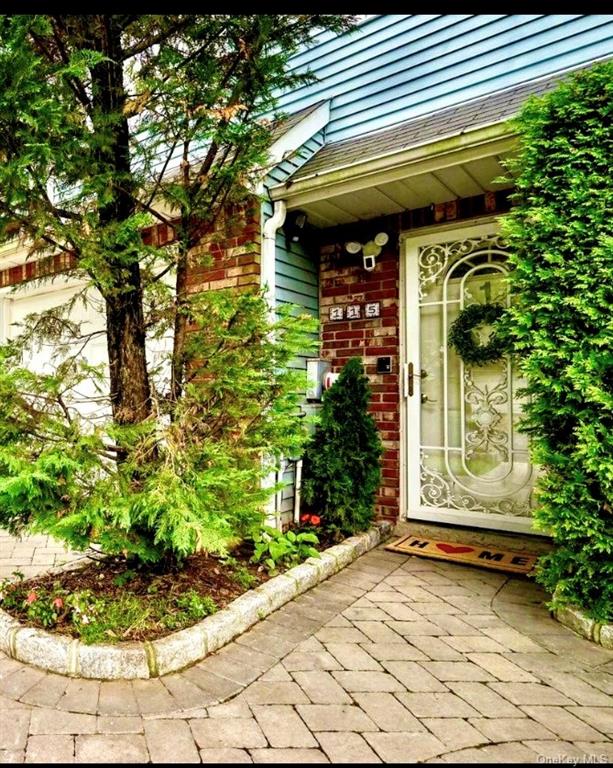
[399,217,537,534]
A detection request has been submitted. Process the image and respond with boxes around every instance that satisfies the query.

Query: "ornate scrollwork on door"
[464,368,509,461]
[420,452,532,518]
[418,235,503,299]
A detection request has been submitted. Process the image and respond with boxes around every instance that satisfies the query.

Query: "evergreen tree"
[301,358,383,536]
[501,61,613,621]
[0,14,354,564]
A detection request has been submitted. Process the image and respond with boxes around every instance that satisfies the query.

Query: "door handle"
[405,363,428,398]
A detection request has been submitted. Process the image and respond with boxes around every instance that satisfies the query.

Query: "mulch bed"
[2,544,269,642]
[1,527,340,643]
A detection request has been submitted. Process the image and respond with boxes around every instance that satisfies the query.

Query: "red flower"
[25,591,37,605]
[52,597,64,610]
[310,515,321,526]
[300,513,311,523]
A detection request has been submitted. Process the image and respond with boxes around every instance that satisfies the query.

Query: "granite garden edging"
[0,521,392,680]
[553,593,613,651]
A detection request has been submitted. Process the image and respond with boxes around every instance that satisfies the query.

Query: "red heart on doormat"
[436,543,474,554]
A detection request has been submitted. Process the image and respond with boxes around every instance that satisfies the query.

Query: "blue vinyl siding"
[262,131,324,371]
[276,14,613,143]
[262,133,324,522]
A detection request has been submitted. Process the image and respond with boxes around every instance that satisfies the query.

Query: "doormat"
[385,533,538,574]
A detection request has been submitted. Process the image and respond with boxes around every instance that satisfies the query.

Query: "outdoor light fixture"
[284,210,308,243]
[344,232,389,271]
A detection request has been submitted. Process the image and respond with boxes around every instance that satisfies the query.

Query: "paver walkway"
[0,534,611,763]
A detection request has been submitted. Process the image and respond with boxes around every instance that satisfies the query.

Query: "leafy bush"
[0,291,317,565]
[500,61,613,622]
[250,525,320,574]
[301,358,383,536]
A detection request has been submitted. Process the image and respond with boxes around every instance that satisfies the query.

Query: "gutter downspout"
[261,200,286,323]
[261,201,287,528]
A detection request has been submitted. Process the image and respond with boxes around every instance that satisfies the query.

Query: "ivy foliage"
[500,61,613,621]
[301,358,383,537]
[0,291,317,564]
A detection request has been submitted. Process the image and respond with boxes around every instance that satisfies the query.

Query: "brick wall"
[319,241,401,522]
[0,252,77,288]
[185,200,261,294]
[0,199,261,292]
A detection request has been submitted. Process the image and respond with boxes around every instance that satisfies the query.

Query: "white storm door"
[404,222,536,534]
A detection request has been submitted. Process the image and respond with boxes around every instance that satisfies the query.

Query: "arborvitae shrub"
[501,61,613,622]
[301,357,383,536]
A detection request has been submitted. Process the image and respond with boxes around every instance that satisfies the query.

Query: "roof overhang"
[269,120,517,214]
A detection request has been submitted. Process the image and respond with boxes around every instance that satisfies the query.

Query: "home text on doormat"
[385,534,538,574]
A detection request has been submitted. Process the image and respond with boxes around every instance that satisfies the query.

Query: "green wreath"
[448,302,507,367]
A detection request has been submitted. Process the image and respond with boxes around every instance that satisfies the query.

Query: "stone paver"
[75,734,149,763]
[331,670,406,693]
[28,710,97,735]
[445,680,527,719]
[57,679,100,714]
[325,642,382,670]
[97,715,143,733]
[380,661,447,692]
[469,715,557,742]
[365,731,446,762]
[0,711,30,750]
[242,680,309,705]
[189,719,266,750]
[0,531,611,764]
[251,705,318,748]
[144,719,200,763]
[519,705,606,741]
[250,747,329,763]
[20,675,68,709]
[199,748,253,763]
[465,651,539,681]
[353,691,424,732]
[295,704,379,732]
[566,706,613,734]
[421,717,489,750]
[25,734,74,763]
[96,681,139,716]
[395,691,480,719]
[317,731,381,763]
[290,670,352,704]
[488,681,574,706]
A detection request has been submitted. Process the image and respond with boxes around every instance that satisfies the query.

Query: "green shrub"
[301,357,383,536]
[250,525,320,574]
[0,291,317,565]
[500,61,613,622]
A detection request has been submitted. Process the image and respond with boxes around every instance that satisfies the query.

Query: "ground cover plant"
[501,60,613,622]
[0,547,267,643]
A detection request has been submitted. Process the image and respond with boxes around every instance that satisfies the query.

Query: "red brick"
[335,330,365,340]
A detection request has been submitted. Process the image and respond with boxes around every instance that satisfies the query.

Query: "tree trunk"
[106,269,152,425]
[170,248,189,404]
[87,15,152,425]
